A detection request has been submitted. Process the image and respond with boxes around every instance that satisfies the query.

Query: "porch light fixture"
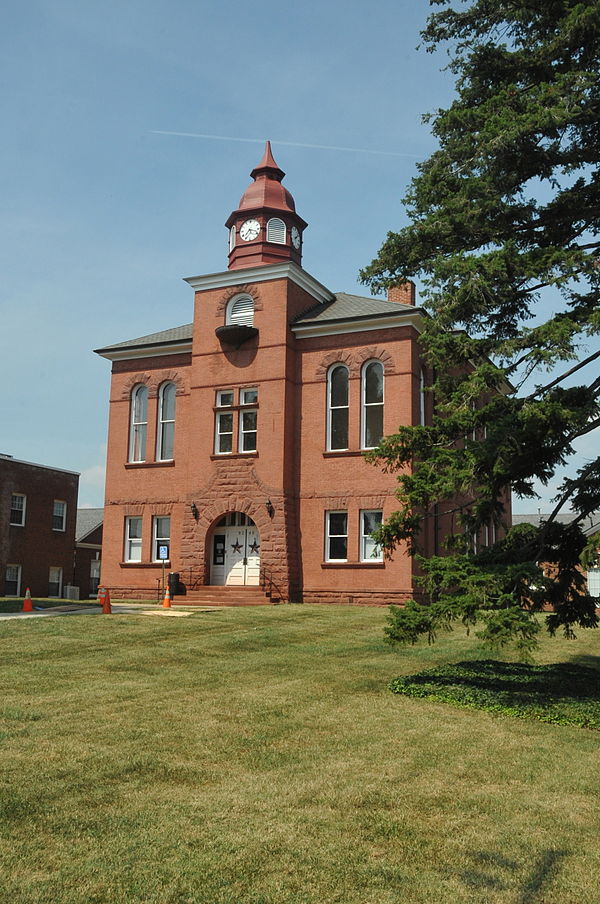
[190,502,199,520]
[265,499,274,518]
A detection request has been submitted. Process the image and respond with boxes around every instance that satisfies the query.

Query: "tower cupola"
[225,141,307,270]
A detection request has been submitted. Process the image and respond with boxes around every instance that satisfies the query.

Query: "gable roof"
[94,324,193,359]
[76,508,104,543]
[512,513,600,537]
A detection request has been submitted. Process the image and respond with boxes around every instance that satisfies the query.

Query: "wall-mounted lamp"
[265,499,274,518]
[190,502,199,521]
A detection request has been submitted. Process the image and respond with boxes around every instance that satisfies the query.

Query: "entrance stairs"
[172,586,276,607]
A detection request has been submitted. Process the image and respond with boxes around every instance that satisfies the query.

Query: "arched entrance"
[209,512,260,586]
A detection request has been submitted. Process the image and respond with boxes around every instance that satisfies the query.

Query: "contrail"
[150,130,420,158]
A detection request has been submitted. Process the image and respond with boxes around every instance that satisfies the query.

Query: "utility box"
[64,585,80,601]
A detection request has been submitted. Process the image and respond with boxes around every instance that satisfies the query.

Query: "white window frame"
[327,364,349,451]
[361,360,384,450]
[124,517,143,563]
[266,217,286,244]
[226,294,254,327]
[239,409,258,453]
[52,500,66,532]
[152,516,171,563]
[588,567,600,600]
[5,564,21,597]
[10,493,26,526]
[129,384,148,462]
[215,410,234,454]
[325,510,348,562]
[48,566,63,598]
[156,381,176,461]
[240,387,258,405]
[360,510,383,562]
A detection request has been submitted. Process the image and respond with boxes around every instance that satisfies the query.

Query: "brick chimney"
[387,281,415,305]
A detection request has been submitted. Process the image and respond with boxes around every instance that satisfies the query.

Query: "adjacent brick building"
[0,454,79,597]
[74,508,103,599]
[96,144,509,604]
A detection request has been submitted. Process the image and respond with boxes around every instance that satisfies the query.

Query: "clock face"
[240,219,260,242]
[291,226,301,249]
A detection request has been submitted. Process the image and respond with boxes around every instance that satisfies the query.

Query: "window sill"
[52,528,66,533]
[125,460,175,469]
[9,523,25,528]
[120,562,170,568]
[321,561,385,569]
[323,450,366,458]
[210,452,258,460]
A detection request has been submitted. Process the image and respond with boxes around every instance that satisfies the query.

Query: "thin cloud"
[150,131,420,158]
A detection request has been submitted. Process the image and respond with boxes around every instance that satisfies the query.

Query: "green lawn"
[0,605,598,904]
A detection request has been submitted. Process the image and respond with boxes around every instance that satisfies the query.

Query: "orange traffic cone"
[22,588,33,612]
[162,585,171,608]
[98,587,112,614]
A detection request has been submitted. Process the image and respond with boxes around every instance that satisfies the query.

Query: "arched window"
[156,382,176,461]
[229,226,236,252]
[327,365,349,450]
[129,385,148,462]
[266,217,286,244]
[226,294,254,327]
[361,360,384,449]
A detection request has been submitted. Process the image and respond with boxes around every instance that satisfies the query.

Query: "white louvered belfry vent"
[267,217,286,244]
[229,226,236,252]
[228,295,254,327]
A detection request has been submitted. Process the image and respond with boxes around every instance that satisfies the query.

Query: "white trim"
[184,262,334,305]
[293,310,425,339]
[361,359,384,450]
[5,564,22,597]
[327,364,349,452]
[52,499,67,532]
[9,493,26,527]
[325,510,348,562]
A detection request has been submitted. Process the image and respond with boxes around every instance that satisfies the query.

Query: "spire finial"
[251,140,285,182]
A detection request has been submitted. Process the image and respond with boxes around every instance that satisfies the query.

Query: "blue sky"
[1,0,591,513]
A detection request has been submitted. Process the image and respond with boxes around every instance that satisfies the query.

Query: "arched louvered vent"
[266,217,286,244]
[228,295,254,327]
[229,226,236,252]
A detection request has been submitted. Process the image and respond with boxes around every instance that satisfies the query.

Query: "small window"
[229,225,236,252]
[588,568,600,600]
[266,217,286,244]
[125,517,142,562]
[52,500,66,532]
[5,564,21,597]
[10,494,26,526]
[361,360,384,449]
[227,295,254,327]
[157,382,176,461]
[129,384,148,462]
[48,566,63,598]
[153,516,171,562]
[361,510,383,562]
[327,365,349,450]
[241,387,258,405]
[216,390,234,407]
[326,511,348,562]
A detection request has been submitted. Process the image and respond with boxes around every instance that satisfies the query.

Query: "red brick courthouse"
[96,144,492,604]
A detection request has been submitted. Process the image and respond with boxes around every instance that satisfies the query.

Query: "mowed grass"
[0,606,599,904]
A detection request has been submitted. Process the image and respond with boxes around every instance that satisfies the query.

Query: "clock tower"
[225,141,308,271]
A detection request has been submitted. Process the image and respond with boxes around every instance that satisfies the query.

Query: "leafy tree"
[360,0,600,651]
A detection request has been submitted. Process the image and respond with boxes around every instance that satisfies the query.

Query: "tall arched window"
[229,226,236,252]
[129,385,148,462]
[226,294,254,327]
[266,217,286,244]
[327,365,349,450]
[156,382,176,461]
[361,360,384,449]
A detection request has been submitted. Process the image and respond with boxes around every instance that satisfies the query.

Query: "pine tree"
[360,0,600,652]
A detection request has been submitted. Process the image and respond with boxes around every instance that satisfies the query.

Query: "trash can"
[167,572,180,597]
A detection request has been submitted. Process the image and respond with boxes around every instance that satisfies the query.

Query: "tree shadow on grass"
[459,849,568,903]
[389,660,600,728]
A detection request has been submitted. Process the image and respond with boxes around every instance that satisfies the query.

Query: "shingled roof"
[94,323,193,356]
[292,291,420,326]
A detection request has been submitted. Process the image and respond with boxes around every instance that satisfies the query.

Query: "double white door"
[211,525,260,586]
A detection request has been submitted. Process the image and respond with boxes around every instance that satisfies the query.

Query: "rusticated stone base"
[301,590,414,606]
